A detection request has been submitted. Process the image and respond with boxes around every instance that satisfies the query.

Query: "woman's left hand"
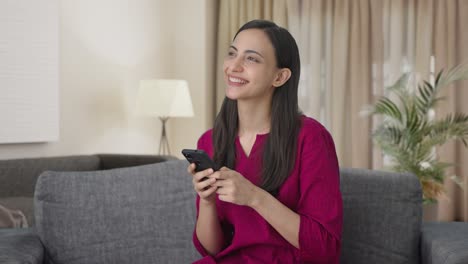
[211,167,262,207]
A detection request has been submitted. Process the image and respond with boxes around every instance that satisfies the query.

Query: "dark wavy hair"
[213,20,302,196]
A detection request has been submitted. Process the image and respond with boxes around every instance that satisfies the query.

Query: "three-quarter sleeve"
[296,128,343,263]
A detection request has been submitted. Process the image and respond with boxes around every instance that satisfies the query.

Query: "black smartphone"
[181,149,219,172]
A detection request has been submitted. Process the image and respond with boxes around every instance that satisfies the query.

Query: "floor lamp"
[136,79,194,155]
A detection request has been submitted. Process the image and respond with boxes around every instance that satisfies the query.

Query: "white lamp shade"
[136,79,194,117]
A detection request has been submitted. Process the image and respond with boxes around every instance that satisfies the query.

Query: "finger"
[220,166,230,171]
[214,184,230,195]
[210,171,229,180]
[212,179,227,188]
[194,168,214,182]
[187,163,196,174]
[195,177,216,192]
[215,187,224,195]
[199,185,218,198]
[217,194,231,203]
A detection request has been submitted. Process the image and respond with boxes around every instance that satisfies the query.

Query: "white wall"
[0,0,215,159]
[168,0,217,158]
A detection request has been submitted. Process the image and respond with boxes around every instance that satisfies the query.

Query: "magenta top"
[192,116,343,264]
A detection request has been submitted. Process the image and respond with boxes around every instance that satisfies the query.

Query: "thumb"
[220,166,230,171]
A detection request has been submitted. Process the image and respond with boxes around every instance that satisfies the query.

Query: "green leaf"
[435,69,443,86]
[367,63,468,202]
[374,97,403,123]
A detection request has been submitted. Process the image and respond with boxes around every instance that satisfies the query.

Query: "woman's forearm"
[196,200,224,255]
[250,188,300,248]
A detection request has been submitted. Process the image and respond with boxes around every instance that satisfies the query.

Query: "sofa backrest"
[0,155,101,198]
[96,154,177,170]
[339,168,422,264]
[1,154,176,227]
[33,159,423,264]
[34,159,199,264]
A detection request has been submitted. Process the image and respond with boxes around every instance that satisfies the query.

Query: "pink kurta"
[193,116,343,264]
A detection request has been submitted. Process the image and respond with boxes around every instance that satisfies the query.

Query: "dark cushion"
[34,159,199,264]
[421,222,468,264]
[0,228,43,264]
[339,168,422,264]
[0,155,101,197]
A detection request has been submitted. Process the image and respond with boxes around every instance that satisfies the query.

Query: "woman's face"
[223,29,281,102]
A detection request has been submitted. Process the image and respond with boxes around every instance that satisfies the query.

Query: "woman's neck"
[237,99,271,136]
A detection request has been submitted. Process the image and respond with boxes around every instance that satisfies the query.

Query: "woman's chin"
[225,88,241,100]
[225,94,239,100]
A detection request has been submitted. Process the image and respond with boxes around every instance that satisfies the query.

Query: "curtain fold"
[458,0,468,222]
[348,0,372,168]
[288,0,373,168]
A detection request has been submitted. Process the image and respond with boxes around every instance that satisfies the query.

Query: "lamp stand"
[159,116,170,155]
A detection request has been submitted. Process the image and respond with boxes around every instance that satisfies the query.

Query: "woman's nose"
[230,57,243,72]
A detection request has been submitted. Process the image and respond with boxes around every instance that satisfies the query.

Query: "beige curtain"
[214,0,288,112]
[286,0,468,221]
[432,0,468,221]
[287,0,373,168]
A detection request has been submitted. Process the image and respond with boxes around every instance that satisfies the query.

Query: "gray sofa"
[0,154,176,227]
[1,159,468,263]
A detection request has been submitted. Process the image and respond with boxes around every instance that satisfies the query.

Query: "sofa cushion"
[0,155,101,197]
[421,222,468,264]
[34,159,199,264]
[339,168,422,264]
[97,154,177,169]
[0,228,43,264]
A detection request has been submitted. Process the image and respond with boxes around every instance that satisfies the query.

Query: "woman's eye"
[247,56,259,63]
[227,51,236,57]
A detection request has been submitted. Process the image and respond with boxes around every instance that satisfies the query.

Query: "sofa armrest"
[96,153,177,169]
[0,228,44,264]
[421,222,468,264]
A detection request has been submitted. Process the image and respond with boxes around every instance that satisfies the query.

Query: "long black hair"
[213,20,302,196]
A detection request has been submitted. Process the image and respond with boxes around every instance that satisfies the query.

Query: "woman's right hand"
[187,163,217,204]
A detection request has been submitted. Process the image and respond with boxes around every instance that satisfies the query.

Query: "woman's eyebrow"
[245,50,264,58]
[229,45,264,58]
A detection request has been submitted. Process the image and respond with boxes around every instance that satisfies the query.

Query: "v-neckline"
[236,133,269,159]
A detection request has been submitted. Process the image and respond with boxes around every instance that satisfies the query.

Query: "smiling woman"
[186,20,343,264]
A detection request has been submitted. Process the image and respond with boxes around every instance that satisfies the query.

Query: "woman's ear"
[272,68,292,87]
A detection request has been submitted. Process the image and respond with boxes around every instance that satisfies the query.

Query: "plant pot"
[423,203,438,221]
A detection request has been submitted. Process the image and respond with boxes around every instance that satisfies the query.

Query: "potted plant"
[364,64,468,204]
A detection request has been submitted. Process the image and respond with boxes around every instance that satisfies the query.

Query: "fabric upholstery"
[97,154,177,170]
[0,155,101,197]
[0,154,174,227]
[34,159,199,264]
[0,228,43,264]
[339,168,422,264]
[421,222,468,264]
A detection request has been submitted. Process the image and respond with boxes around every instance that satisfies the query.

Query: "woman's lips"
[227,75,248,86]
